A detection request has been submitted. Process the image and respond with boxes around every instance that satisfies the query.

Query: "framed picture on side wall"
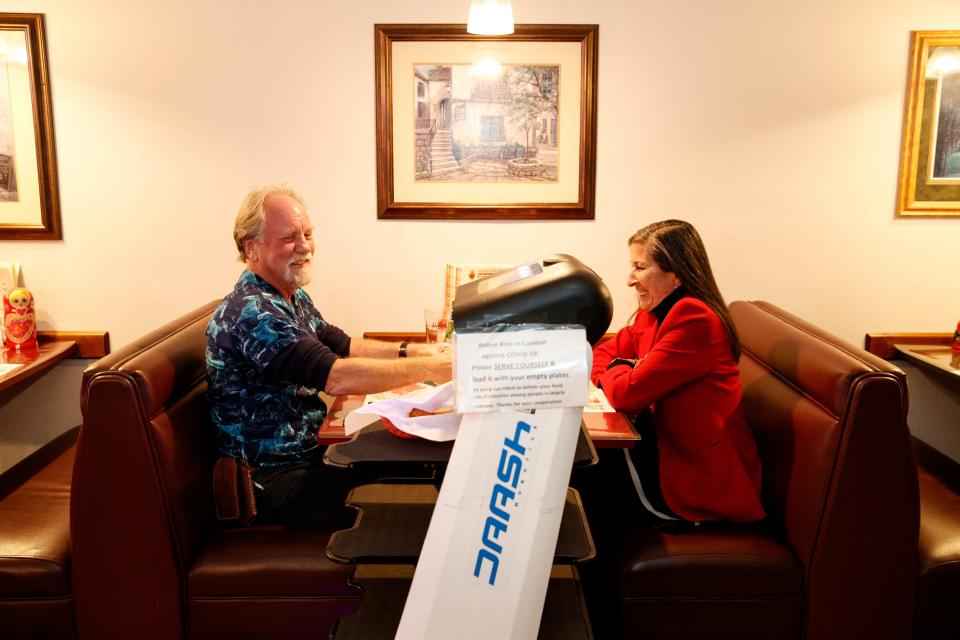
[0,13,60,239]
[374,24,598,220]
[897,30,960,217]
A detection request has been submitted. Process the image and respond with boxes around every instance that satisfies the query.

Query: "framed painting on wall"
[897,30,960,217]
[375,24,598,220]
[0,13,60,240]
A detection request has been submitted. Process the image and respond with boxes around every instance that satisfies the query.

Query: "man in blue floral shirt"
[207,185,451,522]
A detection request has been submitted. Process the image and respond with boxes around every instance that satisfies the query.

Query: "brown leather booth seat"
[617,301,919,639]
[914,443,960,640]
[71,301,358,640]
[0,428,78,640]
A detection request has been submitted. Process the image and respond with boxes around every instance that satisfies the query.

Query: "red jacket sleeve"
[597,301,717,414]
[591,323,639,384]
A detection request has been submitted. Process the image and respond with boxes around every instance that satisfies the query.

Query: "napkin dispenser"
[451,253,613,345]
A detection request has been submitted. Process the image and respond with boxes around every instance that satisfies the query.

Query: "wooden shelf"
[894,343,960,379]
[0,340,77,393]
[864,331,960,388]
[37,331,109,359]
[864,332,951,360]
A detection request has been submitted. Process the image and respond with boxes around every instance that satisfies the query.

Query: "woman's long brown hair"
[629,220,740,360]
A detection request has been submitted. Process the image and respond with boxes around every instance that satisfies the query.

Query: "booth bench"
[914,440,960,640]
[70,300,358,640]
[0,299,959,639]
[0,427,77,639]
[613,301,921,639]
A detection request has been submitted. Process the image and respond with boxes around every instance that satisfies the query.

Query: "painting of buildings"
[0,56,18,201]
[932,70,960,179]
[414,63,559,182]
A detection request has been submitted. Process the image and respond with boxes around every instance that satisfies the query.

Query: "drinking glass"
[424,308,443,343]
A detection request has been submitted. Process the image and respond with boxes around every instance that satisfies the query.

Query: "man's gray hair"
[233,184,306,262]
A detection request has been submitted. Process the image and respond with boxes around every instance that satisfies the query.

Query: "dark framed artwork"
[375,24,598,220]
[0,13,59,240]
[897,30,960,217]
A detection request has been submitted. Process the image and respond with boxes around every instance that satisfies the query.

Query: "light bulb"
[467,0,514,36]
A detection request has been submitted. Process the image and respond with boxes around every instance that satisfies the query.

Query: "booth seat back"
[731,301,918,639]
[71,301,219,640]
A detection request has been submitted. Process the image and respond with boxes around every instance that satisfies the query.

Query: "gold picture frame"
[897,30,960,217]
[375,24,598,220]
[0,13,60,239]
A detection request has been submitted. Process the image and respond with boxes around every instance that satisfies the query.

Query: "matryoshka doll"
[4,287,38,350]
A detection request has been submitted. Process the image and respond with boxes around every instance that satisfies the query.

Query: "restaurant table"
[317,391,638,448]
[323,419,598,470]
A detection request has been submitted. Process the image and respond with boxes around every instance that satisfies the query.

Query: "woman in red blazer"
[592,220,764,523]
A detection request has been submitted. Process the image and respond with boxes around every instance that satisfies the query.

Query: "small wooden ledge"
[864,332,951,360]
[38,331,109,358]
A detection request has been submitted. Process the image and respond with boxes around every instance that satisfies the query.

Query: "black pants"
[251,448,375,525]
[578,410,680,526]
[571,411,686,639]
[623,409,682,522]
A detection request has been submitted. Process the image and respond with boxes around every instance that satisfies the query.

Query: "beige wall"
[2,0,960,468]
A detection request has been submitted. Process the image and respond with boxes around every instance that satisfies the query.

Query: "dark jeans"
[251,448,375,525]
[571,411,687,639]
[624,409,682,522]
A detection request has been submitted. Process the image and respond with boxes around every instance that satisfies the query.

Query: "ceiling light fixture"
[467,0,514,36]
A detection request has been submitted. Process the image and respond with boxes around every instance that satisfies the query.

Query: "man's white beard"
[284,253,313,289]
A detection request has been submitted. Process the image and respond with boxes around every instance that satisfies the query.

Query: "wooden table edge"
[0,340,77,393]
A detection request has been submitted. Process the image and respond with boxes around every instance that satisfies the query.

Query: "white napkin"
[344,381,461,442]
